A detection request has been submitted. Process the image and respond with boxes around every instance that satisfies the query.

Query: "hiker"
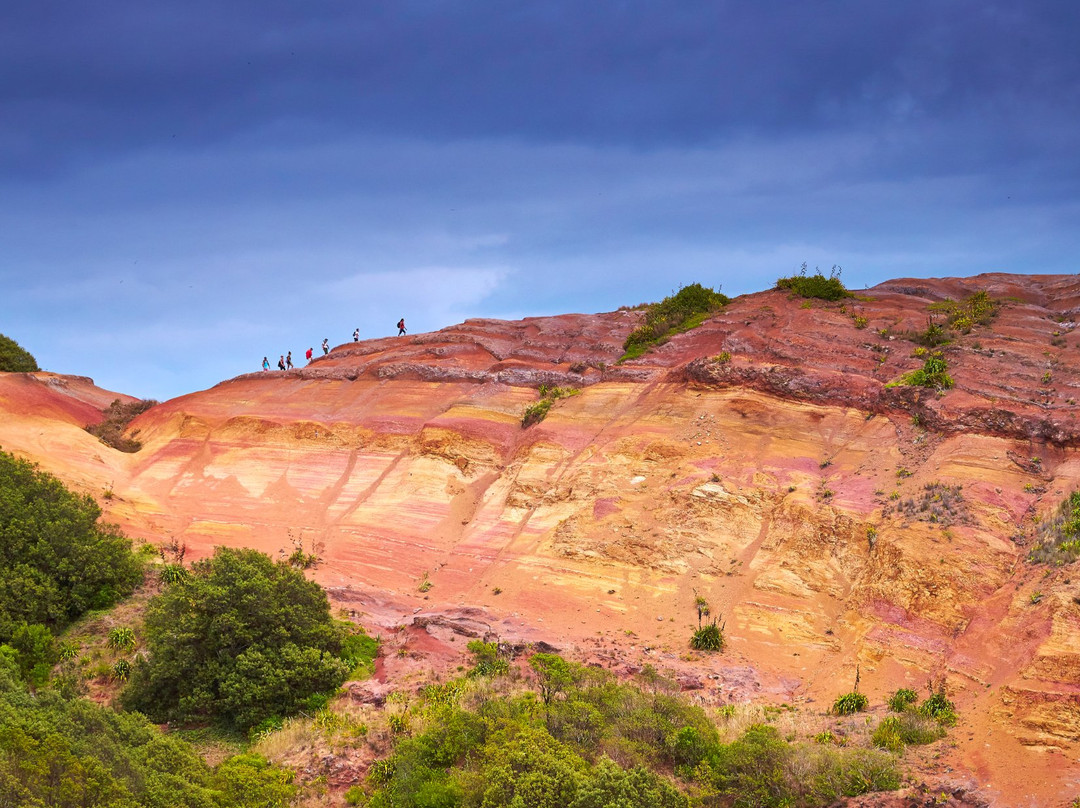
[305,347,313,362]
[397,318,406,336]
[277,355,286,371]
[286,351,293,369]
[322,338,329,355]
[262,357,270,371]
[353,328,359,342]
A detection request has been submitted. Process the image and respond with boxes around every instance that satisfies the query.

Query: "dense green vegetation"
[0,333,39,372]
[621,283,730,361]
[0,653,297,807]
[522,384,581,427]
[0,451,142,645]
[121,547,366,732]
[1029,490,1080,564]
[85,398,158,453]
[774,264,851,301]
[350,652,900,807]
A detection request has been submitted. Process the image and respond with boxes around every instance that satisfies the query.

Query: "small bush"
[886,482,969,527]
[107,626,137,653]
[886,352,954,390]
[918,689,957,726]
[831,691,868,716]
[467,639,510,677]
[928,290,999,333]
[417,571,433,592]
[871,713,944,753]
[886,688,918,713]
[775,264,851,301]
[0,333,40,372]
[690,622,724,652]
[522,384,581,427]
[621,283,729,361]
[339,626,379,679]
[160,563,188,584]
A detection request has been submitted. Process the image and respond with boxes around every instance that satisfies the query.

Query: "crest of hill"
[149,272,1080,446]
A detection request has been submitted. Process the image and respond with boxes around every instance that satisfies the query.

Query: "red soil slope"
[3,273,1080,806]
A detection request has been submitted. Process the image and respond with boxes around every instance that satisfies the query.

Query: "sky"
[2,1,1078,401]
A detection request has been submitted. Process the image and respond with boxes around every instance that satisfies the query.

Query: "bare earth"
[3,272,1080,806]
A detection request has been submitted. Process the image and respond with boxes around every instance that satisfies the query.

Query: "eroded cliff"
[3,272,1080,804]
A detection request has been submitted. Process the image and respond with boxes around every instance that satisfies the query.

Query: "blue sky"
[2,1,1078,401]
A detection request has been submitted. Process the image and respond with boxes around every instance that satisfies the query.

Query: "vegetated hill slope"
[3,272,1080,805]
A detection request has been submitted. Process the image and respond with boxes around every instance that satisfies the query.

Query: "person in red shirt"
[305,347,313,362]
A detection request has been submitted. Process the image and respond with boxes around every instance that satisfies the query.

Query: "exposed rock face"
[3,272,1080,805]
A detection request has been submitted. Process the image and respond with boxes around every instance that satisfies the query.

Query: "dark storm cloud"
[3,2,1079,400]
[4,1,1079,178]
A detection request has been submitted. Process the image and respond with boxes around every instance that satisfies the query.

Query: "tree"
[0,333,39,372]
[122,547,350,731]
[530,653,575,708]
[0,451,142,641]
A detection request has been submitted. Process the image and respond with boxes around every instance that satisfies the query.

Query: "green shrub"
[7,623,58,686]
[831,691,868,716]
[917,689,957,726]
[886,352,954,390]
[928,290,999,333]
[690,622,724,652]
[871,713,944,753]
[886,688,918,712]
[121,547,351,731]
[775,264,851,301]
[467,639,510,677]
[910,320,951,347]
[621,283,729,361]
[0,333,39,372]
[108,626,137,653]
[160,563,188,584]
[0,451,143,641]
[522,385,581,427]
[112,658,132,681]
[340,626,379,679]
